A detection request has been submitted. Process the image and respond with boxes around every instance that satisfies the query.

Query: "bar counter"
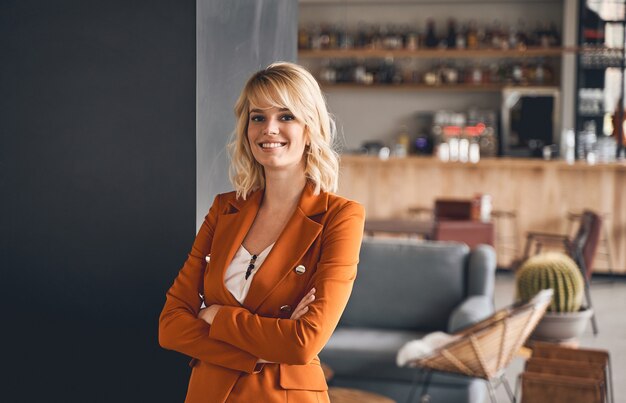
[337,155,626,273]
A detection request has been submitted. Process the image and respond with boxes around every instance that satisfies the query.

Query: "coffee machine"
[501,87,561,158]
[429,109,498,159]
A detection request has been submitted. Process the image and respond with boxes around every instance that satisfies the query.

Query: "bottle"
[480,194,492,222]
[456,23,467,49]
[298,26,310,49]
[354,60,367,84]
[380,56,396,84]
[515,19,528,48]
[437,142,450,162]
[406,29,419,50]
[310,24,322,50]
[459,137,470,163]
[470,64,483,84]
[443,64,459,84]
[395,126,411,157]
[425,19,438,48]
[469,141,481,163]
[355,21,368,48]
[319,24,331,49]
[476,24,486,48]
[319,60,337,83]
[534,60,546,84]
[564,129,576,165]
[371,24,382,49]
[448,137,460,161]
[548,21,560,46]
[578,120,598,163]
[337,23,352,49]
[471,194,482,221]
[512,63,523,84]
[466,20,478,49]
[507,25,518,49]
[328,24,339,49]
[490,19,503,49]
[446,19,457,49]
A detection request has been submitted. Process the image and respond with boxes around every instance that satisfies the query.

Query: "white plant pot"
[532,308,594,343]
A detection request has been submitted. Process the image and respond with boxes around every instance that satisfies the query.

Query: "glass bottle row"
[316,58,555,86]
[299,19,561,51]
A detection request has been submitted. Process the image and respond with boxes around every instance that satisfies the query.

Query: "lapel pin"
[205,254,211,263]
[295,265,306,275]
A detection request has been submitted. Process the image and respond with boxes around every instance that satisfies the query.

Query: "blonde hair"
[228,62,339,199]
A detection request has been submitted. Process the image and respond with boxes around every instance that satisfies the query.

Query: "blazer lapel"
[208,189,263,304]
[244,183,327,313]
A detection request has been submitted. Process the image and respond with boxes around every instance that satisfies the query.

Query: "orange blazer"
[158,182,365,402]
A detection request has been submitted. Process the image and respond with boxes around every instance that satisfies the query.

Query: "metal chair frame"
[566,211,616,275]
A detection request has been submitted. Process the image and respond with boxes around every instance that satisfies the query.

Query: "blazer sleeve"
[158,194,259,373]
[208,201,365,365]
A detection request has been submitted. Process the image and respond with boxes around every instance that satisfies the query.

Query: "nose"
[262,117,279,135]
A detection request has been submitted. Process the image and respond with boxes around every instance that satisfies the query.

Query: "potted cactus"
[515,252,593,342]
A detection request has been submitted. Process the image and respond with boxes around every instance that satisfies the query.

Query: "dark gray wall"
[1,0,298,401]
[1,1,196,401]
[196,0,297,228]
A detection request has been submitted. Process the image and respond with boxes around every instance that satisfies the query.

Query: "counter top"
[340,155,626,171]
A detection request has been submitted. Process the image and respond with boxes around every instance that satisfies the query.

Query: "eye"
[250,114,265,122]
[280,114,296,121]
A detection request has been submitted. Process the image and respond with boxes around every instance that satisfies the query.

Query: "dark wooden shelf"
[319,83,559,92]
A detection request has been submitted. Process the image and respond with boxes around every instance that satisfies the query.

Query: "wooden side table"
[321,363,395,402]
[328,387,395,403]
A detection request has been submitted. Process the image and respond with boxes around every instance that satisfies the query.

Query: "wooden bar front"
[338,155,626,274]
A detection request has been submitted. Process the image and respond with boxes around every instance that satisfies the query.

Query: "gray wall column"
[196,0,297,229]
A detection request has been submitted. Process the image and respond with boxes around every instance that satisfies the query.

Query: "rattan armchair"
[404,289,553,403]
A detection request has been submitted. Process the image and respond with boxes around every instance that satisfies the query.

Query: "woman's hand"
[254,289,315,365]
[198,304,222,325]
[290,288,316,320]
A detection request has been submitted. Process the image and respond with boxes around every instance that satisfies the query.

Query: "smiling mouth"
[260,142,287,149]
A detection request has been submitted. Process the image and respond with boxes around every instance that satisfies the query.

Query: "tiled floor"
[492,272,626,403]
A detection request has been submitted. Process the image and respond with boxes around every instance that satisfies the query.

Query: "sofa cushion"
[319,327,475,387]
[340,239,469,331]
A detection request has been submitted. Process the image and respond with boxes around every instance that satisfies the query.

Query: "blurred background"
[2,0,625,402]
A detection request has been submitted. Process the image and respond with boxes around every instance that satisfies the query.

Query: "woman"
[159,62,365,402]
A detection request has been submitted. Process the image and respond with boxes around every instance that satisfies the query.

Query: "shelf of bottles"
[299,48,568,59]
[575,0,625,162]
[298,18,562,90]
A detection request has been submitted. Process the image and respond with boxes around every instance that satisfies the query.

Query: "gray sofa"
[320,238,496,403]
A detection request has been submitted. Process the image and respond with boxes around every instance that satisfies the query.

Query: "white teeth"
[261,142,285,149]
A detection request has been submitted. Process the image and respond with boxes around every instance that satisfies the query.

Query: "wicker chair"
[405,289,553,403]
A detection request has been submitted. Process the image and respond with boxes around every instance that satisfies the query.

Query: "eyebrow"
[249,108,290,114]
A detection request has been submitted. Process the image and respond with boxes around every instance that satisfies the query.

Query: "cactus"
[515,252,584,313]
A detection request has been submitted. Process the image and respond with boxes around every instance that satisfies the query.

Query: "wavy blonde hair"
[228,62,339,199]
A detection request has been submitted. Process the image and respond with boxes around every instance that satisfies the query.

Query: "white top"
[224,243,275,304]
